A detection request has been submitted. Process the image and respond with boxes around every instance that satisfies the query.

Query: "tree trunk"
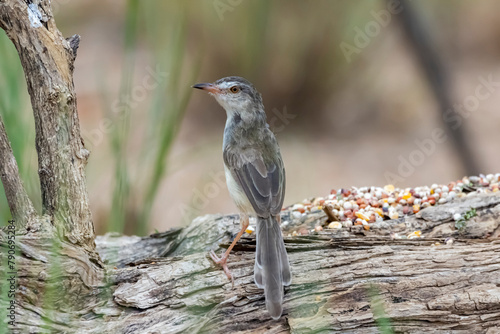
[0,116,36,227]
[1,1,500,334]
[0,1,103,332]
[0,0,95,254]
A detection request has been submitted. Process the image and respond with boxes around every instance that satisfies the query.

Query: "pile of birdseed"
[283,174,500,235]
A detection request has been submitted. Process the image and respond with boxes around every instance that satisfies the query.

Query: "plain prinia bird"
[193,76,291,319]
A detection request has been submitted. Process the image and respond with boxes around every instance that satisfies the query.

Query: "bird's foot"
[209,250,235,288]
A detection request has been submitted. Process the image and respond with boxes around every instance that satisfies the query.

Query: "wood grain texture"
[0,115,36,227]
[0,0,95,251]
[94,193,500,333]
[4,193,499,333]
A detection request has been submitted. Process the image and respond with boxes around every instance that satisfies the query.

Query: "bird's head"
[192,76,263,118]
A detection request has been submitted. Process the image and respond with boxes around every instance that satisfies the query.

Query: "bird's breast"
[224,165,255,214]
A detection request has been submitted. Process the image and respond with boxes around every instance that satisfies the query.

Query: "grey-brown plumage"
[193,76,291,319]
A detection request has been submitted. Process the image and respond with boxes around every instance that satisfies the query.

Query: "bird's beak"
[192,83,222,94]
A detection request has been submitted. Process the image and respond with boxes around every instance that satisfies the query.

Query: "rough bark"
[2,192,499,333]
[0,2,103,332]
[0,115,36,228]
[0,0,94,251]
[94,192,500,334]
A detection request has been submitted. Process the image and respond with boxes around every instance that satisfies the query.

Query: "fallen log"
[3,192,500,333]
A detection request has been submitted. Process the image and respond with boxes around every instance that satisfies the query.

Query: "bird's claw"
[209,250,235,288]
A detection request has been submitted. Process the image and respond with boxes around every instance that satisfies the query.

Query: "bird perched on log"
[193,76,291,319]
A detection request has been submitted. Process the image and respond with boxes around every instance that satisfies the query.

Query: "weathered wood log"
[3,192,500,333]
[92,192,500,334]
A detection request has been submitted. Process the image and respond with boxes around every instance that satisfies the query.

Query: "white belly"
[224,165,255,214]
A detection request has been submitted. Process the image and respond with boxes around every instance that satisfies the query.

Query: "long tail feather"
[254,216,291,319]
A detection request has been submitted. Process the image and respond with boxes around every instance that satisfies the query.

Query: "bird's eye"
[229,86,240,93]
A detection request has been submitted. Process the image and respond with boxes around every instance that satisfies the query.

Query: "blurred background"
[0,0,499,235]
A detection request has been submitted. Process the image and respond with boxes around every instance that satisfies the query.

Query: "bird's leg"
[209,214,249,285]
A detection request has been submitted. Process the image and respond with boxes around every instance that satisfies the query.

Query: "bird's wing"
[224,147,285,217]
